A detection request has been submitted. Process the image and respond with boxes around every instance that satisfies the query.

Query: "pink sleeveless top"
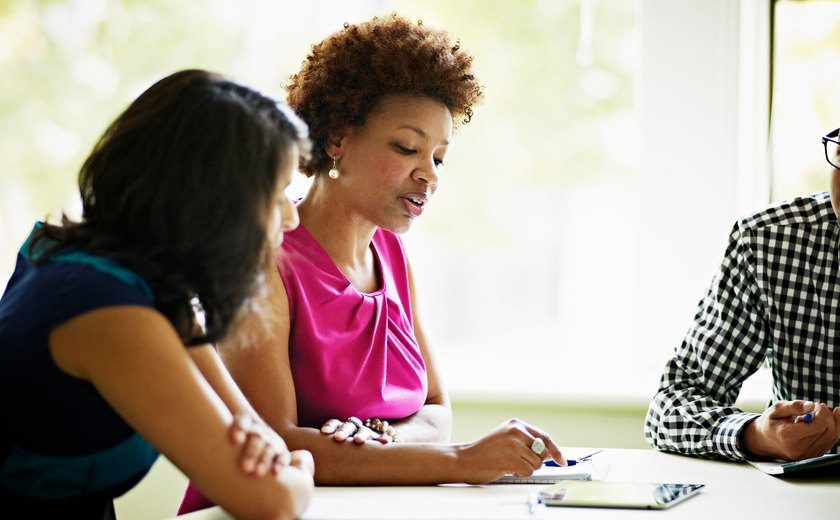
[177,226,429,515]
[278,224,428,427]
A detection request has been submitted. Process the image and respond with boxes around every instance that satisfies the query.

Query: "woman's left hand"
[320,418,393,444]
[229,412,292,476]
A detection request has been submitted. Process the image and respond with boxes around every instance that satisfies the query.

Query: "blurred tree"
[771,0,840,201]
[1,0,242,220]
[0,0,636,350]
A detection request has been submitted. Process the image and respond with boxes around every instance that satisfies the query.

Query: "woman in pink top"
[280,223,429,429]
[178,14,566,512]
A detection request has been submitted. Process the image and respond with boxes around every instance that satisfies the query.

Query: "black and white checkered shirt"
[645,192,840,460]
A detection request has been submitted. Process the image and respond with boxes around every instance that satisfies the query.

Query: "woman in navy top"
[0,69,314,519]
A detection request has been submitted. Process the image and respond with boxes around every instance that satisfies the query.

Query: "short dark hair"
[32,69,310,345]
[286,13,483,177]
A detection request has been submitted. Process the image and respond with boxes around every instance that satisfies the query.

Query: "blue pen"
[801,412,814,423]
[544,459,576,467]
[544,449,603,467]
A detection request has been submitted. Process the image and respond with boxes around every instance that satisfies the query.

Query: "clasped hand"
[230,412,314,476]
[742,400,840,461]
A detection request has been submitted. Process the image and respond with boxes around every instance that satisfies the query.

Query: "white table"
[176,448,840,519]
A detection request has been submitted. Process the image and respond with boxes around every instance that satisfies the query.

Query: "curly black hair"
[31,69,310,345]
[286,13,483,177]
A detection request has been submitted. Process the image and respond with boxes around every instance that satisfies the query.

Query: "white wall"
[632,0,771,402]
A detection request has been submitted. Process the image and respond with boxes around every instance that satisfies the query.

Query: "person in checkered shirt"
[645,128,840,461]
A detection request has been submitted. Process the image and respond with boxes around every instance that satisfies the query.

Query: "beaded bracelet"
[364,418,402,442]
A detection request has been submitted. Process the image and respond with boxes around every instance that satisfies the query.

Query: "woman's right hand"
[455,418,565,485]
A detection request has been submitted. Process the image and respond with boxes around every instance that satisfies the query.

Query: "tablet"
[538,480,705,509]
[747,452,840,476]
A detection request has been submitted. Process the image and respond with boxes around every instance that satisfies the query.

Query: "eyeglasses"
[823,128,840,170]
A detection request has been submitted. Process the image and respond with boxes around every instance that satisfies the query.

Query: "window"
[770,0,840,202]
[402,0,637,401]
[0,0,778,404]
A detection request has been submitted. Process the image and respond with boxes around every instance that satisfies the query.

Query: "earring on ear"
[328,156,340,179]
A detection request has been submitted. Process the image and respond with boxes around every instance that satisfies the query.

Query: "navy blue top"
[0,225,160,517]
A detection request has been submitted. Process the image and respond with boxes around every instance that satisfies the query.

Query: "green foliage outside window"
[0,1,633,273]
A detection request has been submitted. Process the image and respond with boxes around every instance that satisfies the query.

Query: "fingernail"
[804,401,815,410]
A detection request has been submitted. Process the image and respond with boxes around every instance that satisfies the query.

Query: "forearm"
[190,344,257,417]
[283,426,461,485]
[59,310,313,520]
[646,227,767,460]
[136,355,312,517]
[268,465,316,520]
[645,384,757,460]
[388,403,452,443]
[645,342,763,460]
[195,459,313,520]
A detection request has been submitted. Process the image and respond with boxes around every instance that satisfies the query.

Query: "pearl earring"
[328,156,340,179]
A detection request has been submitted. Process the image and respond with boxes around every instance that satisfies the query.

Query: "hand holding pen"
[543,449,603,467]
[741,400,840,462]
[793,401,821,424]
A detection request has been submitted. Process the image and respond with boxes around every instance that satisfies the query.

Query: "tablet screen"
[539,480,705,509]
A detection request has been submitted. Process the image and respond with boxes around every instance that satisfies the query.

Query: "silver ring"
[530,437,546,455]
[346,416,363,433]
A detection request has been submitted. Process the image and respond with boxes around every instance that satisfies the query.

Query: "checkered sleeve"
[645,219,768,460]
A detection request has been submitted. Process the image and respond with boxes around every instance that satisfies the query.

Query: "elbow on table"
[224,489,311,520]
[642,406,669,450]
[239,497,305,520]
[219,469,314,520]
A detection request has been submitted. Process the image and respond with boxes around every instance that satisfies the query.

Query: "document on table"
[489,461,596,484]
[747,452,840,476]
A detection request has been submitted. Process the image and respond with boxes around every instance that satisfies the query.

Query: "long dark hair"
[31,69,309,345]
